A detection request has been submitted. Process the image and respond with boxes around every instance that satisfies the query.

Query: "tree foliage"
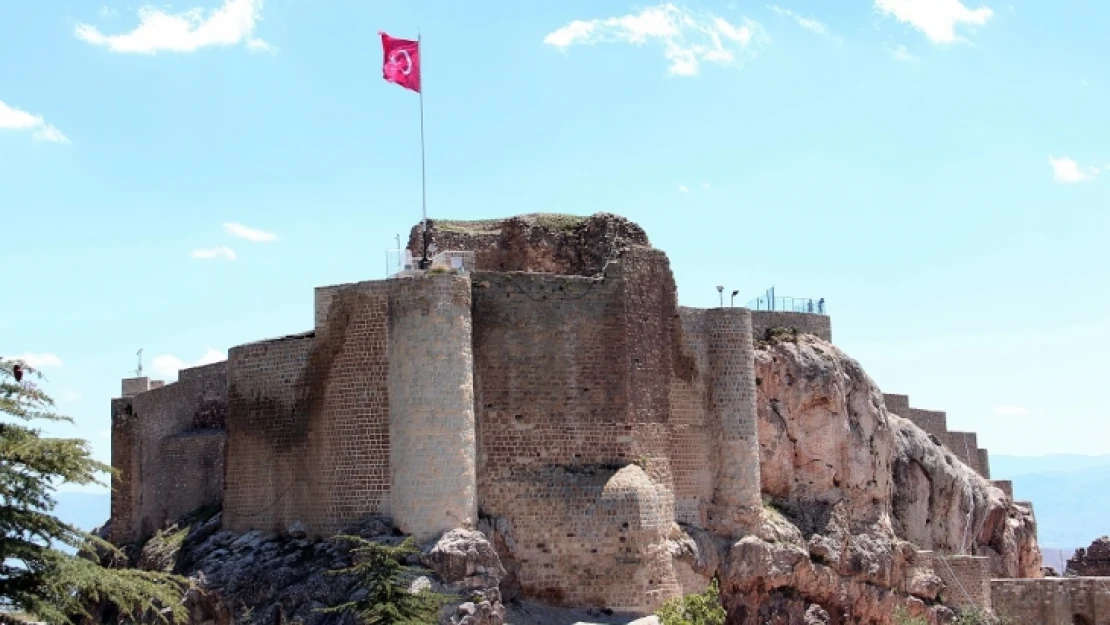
[656,578,727,625]
[0,357,188,624]
[319,535,450,625]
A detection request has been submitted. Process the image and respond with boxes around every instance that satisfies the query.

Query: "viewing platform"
[745,289,831,342]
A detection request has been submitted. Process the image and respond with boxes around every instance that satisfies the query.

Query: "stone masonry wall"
[619,248,678,512]
[110,397,139,544]
[992,577,1110,624]
[472,270,632,487]
[224,282,395,537]
[387,275,477,542]
[112,365,227,544]
[471,254,682,612]
[158,431,225,520]
[937,554,992,611]
[749,310,831,342]
[991,480,1014,499]
[703,307,762,537]
[223,332,318,535]
[669,309,715,527]
[225,277,481,539]
[882,393,993,480]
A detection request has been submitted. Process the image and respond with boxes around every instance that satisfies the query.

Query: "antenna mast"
[135,348,143,377]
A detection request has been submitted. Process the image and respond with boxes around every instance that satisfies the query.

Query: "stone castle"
[109,213,1110,623]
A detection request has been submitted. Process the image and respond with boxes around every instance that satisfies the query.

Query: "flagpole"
[417,30,431,270]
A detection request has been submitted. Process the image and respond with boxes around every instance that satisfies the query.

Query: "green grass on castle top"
[435,213,587,235]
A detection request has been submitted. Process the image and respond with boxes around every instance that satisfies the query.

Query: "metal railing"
[746,295,827,315]
[385,249,475,278]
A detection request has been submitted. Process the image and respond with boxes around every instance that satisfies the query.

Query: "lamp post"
[730,289,739,307]
[716,285,724,308]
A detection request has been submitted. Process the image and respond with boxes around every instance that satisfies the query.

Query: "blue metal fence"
[745,295,827,315]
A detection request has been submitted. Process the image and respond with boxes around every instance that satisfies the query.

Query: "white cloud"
[75,0,273,55]
[223,221,277,242]
[769,5,829,36]
[0,100,69,143]
[875,0,993,44]
[152,347,226,378]
[10,353,64,368]
[890,44,920,62]
[1049,156,1098,184]
[191,246,237,260]
[544,3,768,76]
[701,181,710,189]
[992,405,1028,416]
[677,184,689,193]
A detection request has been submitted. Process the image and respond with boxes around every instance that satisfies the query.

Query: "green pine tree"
[0,357,188,624]
[319,536,451,625]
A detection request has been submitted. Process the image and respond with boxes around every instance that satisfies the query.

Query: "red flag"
[379,31,421,93]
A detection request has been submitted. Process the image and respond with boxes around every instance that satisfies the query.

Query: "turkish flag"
[380,31,420,93]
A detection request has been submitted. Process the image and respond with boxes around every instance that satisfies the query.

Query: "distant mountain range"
[50,454,1109,560]
[992,454,1110,552]
[54,490,109,533]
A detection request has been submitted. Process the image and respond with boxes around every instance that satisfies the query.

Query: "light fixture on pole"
[731,289,739,307]
[716,285,724,308]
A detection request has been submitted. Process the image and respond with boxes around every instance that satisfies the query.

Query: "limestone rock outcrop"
[86,512,505,625]
[753,333,1040,579]
[662,332,1042,623]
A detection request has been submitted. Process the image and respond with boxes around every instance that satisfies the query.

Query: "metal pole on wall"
[417,30,431,270]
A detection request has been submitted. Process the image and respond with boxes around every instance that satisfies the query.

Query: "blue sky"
[3,0,1108,494]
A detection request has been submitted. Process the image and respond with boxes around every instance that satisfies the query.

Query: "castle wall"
[225,276,479,539]
[992,578,1110,625]
[223,332,317,534]
[905,407,948,436]
[158,431,225,519]
[224,284,394,537]
[110,397,139,544]
[704,307,762,537]
[749,310,831,342]
[991,480,1014,499]
[472,271,633,488]
[977,449,991,479]
[884,393,910,416]
[669,309,714,526]
[620,248,678,506]
[122,376,163,397]
[882,393,993,480]
[111,364,227,544]
[471,254,682,612]
[387,275,477,541]
[919,552,992,611]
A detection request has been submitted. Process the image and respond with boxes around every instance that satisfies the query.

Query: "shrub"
[656,578,727,625]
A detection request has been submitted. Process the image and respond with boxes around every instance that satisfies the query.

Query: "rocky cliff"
[701,331,1040,623]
